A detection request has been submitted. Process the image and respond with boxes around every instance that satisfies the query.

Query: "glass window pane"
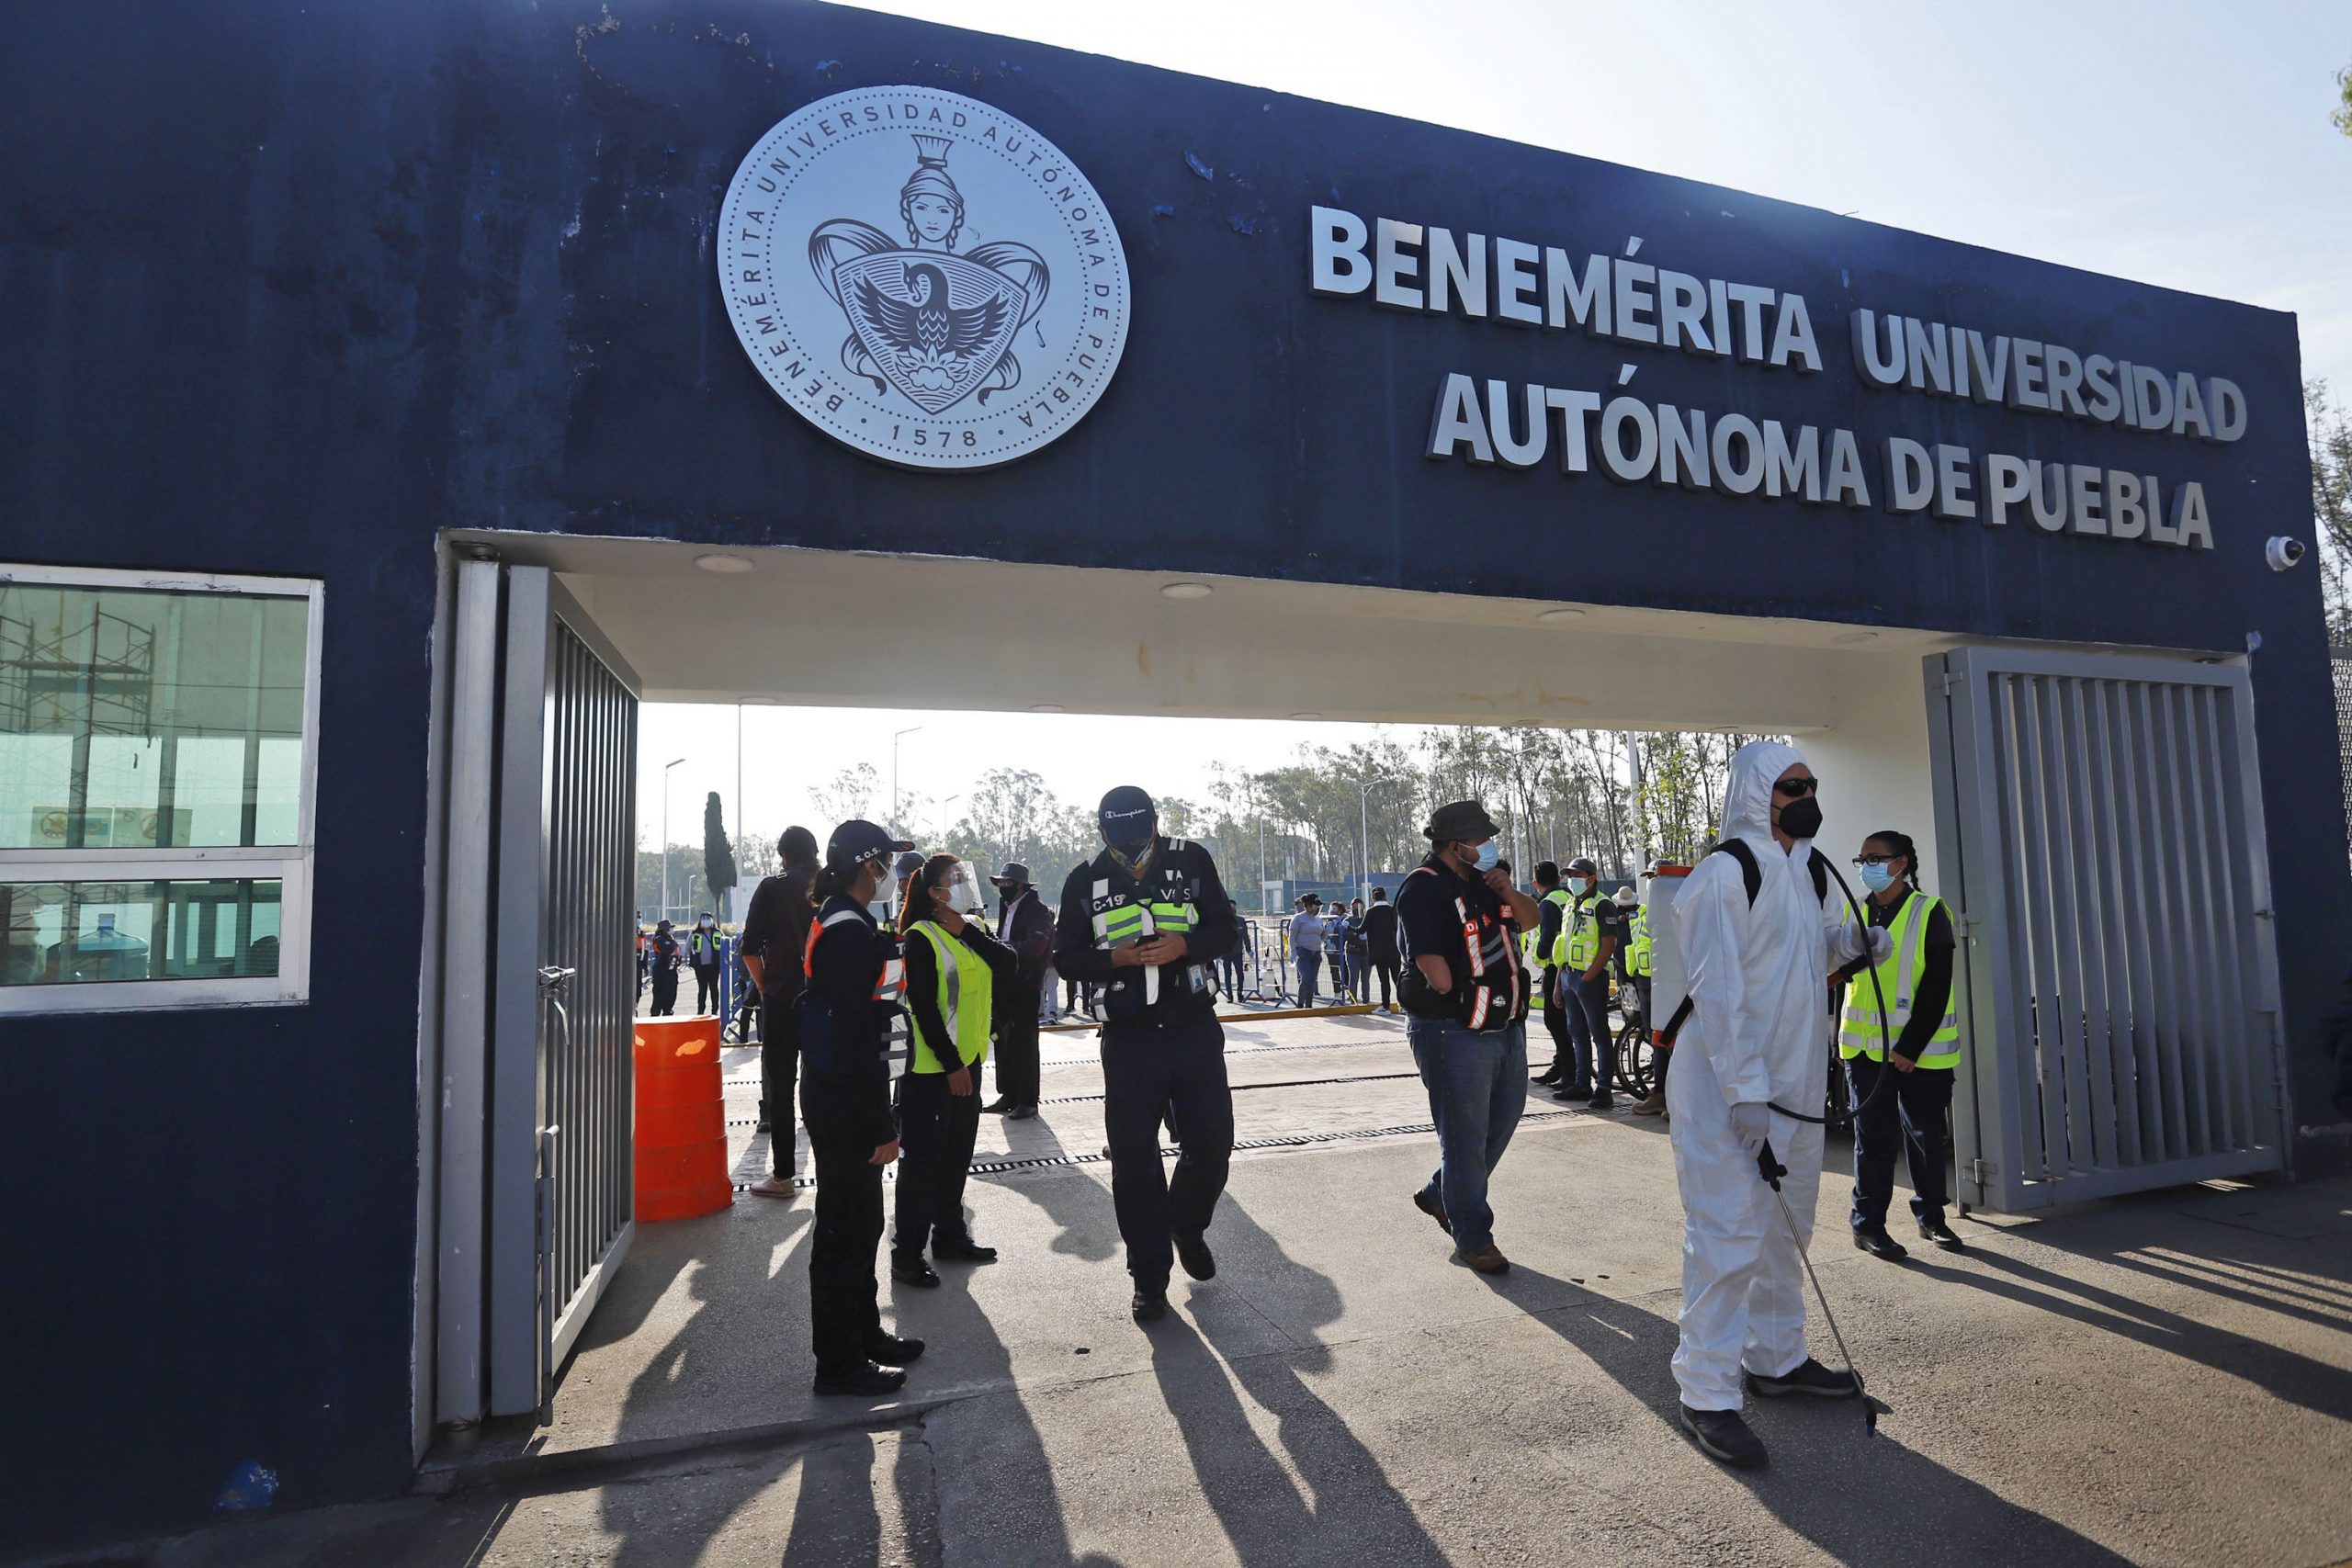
[1,878,284,987]
[0,581,310,850]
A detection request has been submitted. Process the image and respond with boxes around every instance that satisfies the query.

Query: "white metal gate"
[435,561,638,1427]
[1925,648,2289,1213]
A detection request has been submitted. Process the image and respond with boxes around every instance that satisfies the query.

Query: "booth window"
[0,567,320,1011]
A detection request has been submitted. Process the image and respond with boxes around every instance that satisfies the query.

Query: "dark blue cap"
[1098,785,1157,841]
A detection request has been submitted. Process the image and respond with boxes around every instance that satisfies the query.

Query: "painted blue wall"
[2,0,2340,1551]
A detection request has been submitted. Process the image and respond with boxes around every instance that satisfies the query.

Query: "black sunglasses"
[1852,852,1904,867]
[1773,776,1820,797]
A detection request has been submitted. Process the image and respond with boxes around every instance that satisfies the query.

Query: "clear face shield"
[941,860,987,918]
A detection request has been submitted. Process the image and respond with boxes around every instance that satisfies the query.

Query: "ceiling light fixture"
[1160,581,1214,600]
[694,553,755,574]
[1536,606,1587,623]
[1289,711,1324,721]
[1027,703,1066,713]
[1832,630,1878,645]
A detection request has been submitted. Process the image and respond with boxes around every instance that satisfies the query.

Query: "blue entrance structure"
[0,1,2339,1554]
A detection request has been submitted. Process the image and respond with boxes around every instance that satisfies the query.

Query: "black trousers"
[894,1069,982,1258]
[693,963,720,1013]
[1846,1056,1955,1230]
[1566,972,1615,1092]
[995,987,1043,1105]
[804,1090,886,1377]
[1371,956,1400,1006]
[650,969,678,1016]
[1102,1010,1234,1288]
[761,1001,800,1179]
[1536,965,1571,1071]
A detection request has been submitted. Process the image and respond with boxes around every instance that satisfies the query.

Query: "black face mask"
[1776,795,1824,840]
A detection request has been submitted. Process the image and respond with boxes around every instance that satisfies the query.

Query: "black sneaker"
[1007,1102,1039,1121]
[1745,1356,1860,1400]
[1918,1217,1965,1251]
[865,1334,926,1365]
[1174,1231,1216,1281]
[1586,1091,1617,1112]
[981,1097,1013,1114]
[1853,1226,1909,1261]
[1131,1287,1170,1323]
[890,1257,942,1289]
[1532,1068,1563,1086]
[1679,1404,1769,1469]
[1411,1188,1453,1235]
[814,1362,907,1397]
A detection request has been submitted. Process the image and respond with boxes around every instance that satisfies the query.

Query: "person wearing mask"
[1052,786,1239,1325]
[1343,898,1371,998]
[649,919,682,1017]
[687,912,724,1014]
[1668,742,1888,1470]
[892,850,927,914]
[1396,801,1540,1274]
[1836,829,1964,1259]
[1527,863,1575,1087]
[1324,897,1355,1001]
[1289,894,1325,1007]
[741,827,820,1199]
[1628,863,1668,1118]
[984,861,1054,1121]
[892,854,1017,1287]
[800,818,923,1396]
[1361,886,1401,1013]
[1551,857,1626,1111]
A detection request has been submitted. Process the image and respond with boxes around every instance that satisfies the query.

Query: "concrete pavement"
[113,1012,2352,1566]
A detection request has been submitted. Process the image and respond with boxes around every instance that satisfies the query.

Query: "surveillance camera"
[2265,536,2306,572]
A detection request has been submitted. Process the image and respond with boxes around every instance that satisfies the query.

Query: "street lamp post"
[1357,779,1374,906]
[890,725,923,831]
[662,756,686,924]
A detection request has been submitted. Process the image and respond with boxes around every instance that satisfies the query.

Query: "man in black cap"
[740,826,820,1197]
[985,861,1054,1120]
[1394,800,1540,1274]
[1052,785,1239,1324]
[1550,855,1625,1111]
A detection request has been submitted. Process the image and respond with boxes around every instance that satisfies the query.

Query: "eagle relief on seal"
[807,135,1050,416]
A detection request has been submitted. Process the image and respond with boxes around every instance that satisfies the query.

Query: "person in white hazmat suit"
[1668,739,1891,1471]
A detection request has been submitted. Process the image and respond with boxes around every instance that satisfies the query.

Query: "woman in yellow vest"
[1837,829,1965,1259]
[892,853,1019,1289]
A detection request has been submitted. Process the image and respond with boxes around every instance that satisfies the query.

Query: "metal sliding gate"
[1926,647,2289,1213]
[436,561,638,1427]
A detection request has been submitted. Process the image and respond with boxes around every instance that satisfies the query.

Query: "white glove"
[1864,924,1894,964]
[1730,1101,1771,1158]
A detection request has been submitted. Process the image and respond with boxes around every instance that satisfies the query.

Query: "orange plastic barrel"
[633,1017,732,1222]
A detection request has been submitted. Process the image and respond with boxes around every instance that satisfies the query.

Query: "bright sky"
[643,1,2352,851]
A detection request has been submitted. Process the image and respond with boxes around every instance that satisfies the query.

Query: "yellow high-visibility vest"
[1552,891,1600,970]
[1838,890,1960,1067]
[907,919,993,1074]
[1628,907,1653,977]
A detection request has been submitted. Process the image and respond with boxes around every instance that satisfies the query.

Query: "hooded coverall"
[1667,740,1884,1411]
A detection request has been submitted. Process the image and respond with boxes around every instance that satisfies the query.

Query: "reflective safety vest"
[688,927,719,963]
[1628,907,1653,977]
[906,920,991,1074]
[1839,890,1960,1067]
[1400,863,1525,1032]
[803,904,905,1006]
[1553,891,1601,970]
[1087,840,1214,1021]
[1533,888,1571,968]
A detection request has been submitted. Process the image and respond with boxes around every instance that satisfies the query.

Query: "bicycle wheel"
[1614,1017,1650,1096]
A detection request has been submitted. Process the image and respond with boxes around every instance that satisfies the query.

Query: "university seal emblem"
[719,88,1131,470]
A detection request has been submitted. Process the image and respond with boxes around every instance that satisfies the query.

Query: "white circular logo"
[718,87,1132,471]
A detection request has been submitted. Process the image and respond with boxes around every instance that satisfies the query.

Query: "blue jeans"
[1566,972,1615,1094]
[1408,1017,1528,1250]
[1295,950,1321,1005]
